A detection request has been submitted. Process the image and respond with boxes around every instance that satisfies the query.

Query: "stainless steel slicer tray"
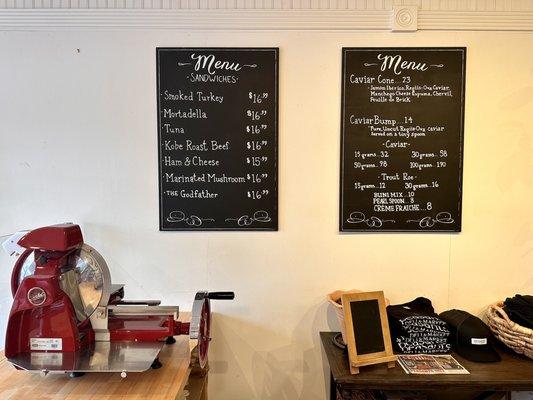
[8,341,165,374]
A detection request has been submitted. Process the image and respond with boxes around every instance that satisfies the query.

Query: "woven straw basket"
[486,302,533,359]
[327,290,356,344]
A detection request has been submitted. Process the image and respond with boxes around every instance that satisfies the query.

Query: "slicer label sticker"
[30,338,63,351]
[471,338,487,345]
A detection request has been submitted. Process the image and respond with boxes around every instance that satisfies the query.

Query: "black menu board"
[340,48,465,232]
[157,48,278,231]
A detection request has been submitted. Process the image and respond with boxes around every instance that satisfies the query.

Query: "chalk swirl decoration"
[225,210,271,227]
[346,212,395,228]
[167,211,214,227]
[396,8,414,27]
[407,212,454,229]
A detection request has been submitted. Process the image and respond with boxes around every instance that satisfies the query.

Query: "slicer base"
[8,341,165,375]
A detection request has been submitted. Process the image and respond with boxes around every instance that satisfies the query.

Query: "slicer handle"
[208,292,235,300]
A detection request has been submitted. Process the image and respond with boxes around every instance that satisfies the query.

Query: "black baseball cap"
[439,309,501,363]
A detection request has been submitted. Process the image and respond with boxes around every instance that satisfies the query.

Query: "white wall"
[0,28,532,400]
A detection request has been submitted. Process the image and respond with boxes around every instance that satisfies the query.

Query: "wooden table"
[0,336,207,400]
[321,332,533,400]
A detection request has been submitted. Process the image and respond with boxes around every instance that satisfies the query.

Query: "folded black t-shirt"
[504,294,533,329]
[387,297,451,354]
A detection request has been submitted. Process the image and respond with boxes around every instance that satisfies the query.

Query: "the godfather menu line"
[157,48,278,231]
[340,48,466,232]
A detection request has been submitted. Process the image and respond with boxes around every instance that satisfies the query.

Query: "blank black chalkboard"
[157,48,278,231]
[340,48,466,232]
[350,299,386,355]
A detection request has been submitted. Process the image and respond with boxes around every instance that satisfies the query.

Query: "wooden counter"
[0,336,205,400]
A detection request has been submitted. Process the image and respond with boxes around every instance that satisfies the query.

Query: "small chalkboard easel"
[341,291,397,374]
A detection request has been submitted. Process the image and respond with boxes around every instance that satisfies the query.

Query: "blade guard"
[189,291,234,369]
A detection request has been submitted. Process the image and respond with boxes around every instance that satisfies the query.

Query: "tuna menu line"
[340,48,466,232]
[157,48,278,231]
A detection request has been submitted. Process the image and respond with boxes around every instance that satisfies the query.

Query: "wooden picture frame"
[341,291,397,374]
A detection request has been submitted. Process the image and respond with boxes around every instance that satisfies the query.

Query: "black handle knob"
[208,292,235,300]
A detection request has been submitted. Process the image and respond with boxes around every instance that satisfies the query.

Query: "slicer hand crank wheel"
[189,291,235,370]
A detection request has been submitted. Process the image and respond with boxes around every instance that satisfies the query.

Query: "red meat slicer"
[2,223,234,377]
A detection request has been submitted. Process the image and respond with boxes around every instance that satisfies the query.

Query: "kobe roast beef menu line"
[340,48,466,232]
[157,48,278,231]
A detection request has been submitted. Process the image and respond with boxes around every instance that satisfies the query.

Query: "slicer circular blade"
[15,250,35,292]
[12,244,112,323]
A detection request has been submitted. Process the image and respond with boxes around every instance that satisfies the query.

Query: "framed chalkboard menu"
[340,48,466,232]
[157,48,278,231]
[341,291,397,374]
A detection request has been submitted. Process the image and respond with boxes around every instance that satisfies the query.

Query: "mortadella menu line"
[340,48,466,232]
[157,48,278,231]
